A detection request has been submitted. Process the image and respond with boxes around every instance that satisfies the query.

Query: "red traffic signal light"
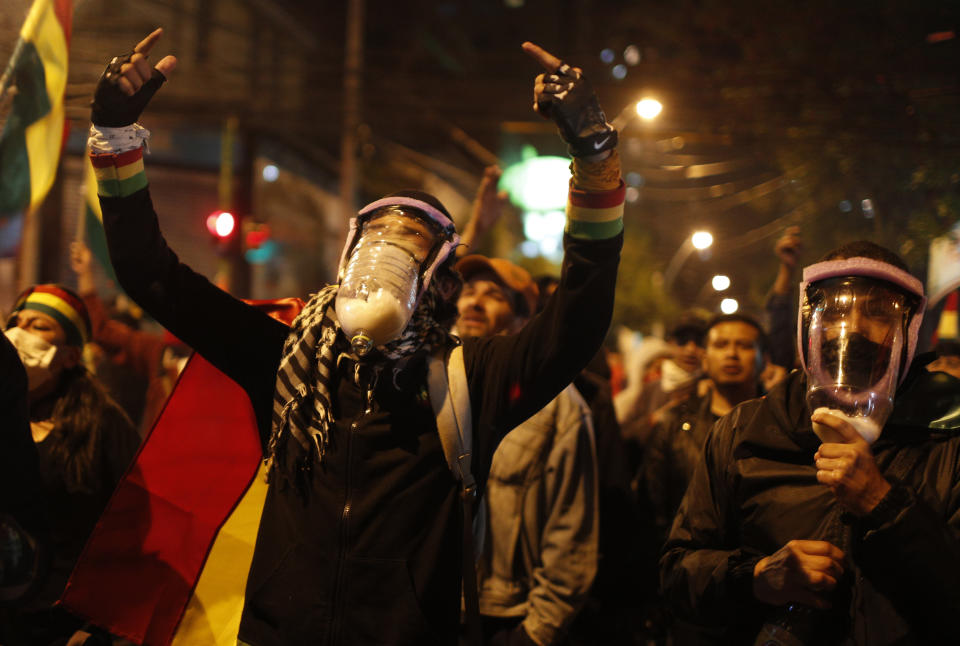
[206,211,236,239]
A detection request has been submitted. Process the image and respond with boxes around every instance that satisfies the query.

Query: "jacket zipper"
[328,367,375,645]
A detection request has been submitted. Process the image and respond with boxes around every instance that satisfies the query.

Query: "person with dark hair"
[84,30,623,646]
[2,285,139,646]
[661,241,960,644]
[639,313,765,643]
[456,256,598,646]
[615,312,708,448]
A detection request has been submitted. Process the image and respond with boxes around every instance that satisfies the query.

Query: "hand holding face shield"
[335,196,458,355]
[799,259,926,444]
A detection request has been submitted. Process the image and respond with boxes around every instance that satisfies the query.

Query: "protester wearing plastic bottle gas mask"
[660,241,960,644]
[799,244,925,447]
[334,192,461,357]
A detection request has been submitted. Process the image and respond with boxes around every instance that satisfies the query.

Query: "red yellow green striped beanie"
[7,284,91,347]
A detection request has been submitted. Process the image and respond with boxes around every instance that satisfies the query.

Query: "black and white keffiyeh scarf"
[268,281,455,479]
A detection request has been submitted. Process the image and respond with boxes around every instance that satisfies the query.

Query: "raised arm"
[465,42,624,435]
[88,29,288,435]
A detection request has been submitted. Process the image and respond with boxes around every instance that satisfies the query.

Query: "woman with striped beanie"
[3,284,140,646]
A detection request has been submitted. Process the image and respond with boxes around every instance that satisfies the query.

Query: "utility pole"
[339,0,365,266]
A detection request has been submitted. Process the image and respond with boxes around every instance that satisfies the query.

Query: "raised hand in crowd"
[523,41,617,160]
[458,165,508,255]
[92,28,176,127]
[69,241,95,295]
[772,225,802,295]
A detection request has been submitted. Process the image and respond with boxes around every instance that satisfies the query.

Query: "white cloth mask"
[5,326,61,394]
[660,358,699,393]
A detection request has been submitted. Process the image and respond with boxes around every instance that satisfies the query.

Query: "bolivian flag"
[0,0,72,228]
[62,299,304,646]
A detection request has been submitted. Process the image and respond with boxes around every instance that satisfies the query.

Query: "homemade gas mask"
[4,326,63,395]
[335,196,459,355]
[798,259,925,444]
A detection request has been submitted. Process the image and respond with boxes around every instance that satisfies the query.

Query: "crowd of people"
[1,26,959,646]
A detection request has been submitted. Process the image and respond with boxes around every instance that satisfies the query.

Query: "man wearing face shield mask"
[77,29,623,646]
[660,241,960,645]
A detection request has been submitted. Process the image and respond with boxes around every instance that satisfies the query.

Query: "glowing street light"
[635,98,663,120]
[720,298,739,314]
[691,230,714,250]
[712,274,731,291]
[663,230,714,292]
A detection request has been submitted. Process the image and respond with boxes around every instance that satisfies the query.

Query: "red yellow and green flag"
[0,0,72,248]
[63,299,305,646]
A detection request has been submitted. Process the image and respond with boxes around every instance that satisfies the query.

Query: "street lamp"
[711,274,731,291]
[720,298,739,314]
[691,231,713,250]
[635,98,663,120]
[663,230,714,294]
[612,96,664,130]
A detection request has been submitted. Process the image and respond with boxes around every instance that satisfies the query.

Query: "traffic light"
[206,211,236,239]
[243,221,276,264]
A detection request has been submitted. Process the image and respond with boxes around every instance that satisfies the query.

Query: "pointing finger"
[135,28,164,56]
[522,42,563,72]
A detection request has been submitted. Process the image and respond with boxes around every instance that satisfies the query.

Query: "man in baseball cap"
[455,255,599,646]
[455,255,539,338]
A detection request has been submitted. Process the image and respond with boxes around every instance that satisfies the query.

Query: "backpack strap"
[427,343,481,646]
[427,344,475,494]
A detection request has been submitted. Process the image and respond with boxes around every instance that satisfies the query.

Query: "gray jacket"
[477,385,599,646]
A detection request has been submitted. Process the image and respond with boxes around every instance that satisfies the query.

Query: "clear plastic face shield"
[798,259,925,444]
[335,197,458,355]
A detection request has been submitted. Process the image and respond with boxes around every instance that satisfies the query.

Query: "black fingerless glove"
[90,52,166,127]
[539,65,618,158]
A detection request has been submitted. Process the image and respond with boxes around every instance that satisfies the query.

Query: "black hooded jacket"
[100,188,621,646]
[660,364,960,645]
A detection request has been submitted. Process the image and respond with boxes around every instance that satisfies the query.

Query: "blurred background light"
[720,298,739,314]
[635,98,663,120]
[691,230,713,250]
[262,164,279,182]
[712,274,731,291]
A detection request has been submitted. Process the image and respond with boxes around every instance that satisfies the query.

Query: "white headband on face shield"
[338,196,460,303]
[797,257,927,385]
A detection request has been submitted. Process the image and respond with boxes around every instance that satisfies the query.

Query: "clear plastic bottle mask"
[335,211,438,354]
[804,278,908,444]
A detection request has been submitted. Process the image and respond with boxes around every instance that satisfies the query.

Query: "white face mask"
[660,358,699,393]
[4,326,61,394]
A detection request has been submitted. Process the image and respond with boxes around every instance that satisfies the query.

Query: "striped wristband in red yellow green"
[565,181,625,240]
[90,147,147,198]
